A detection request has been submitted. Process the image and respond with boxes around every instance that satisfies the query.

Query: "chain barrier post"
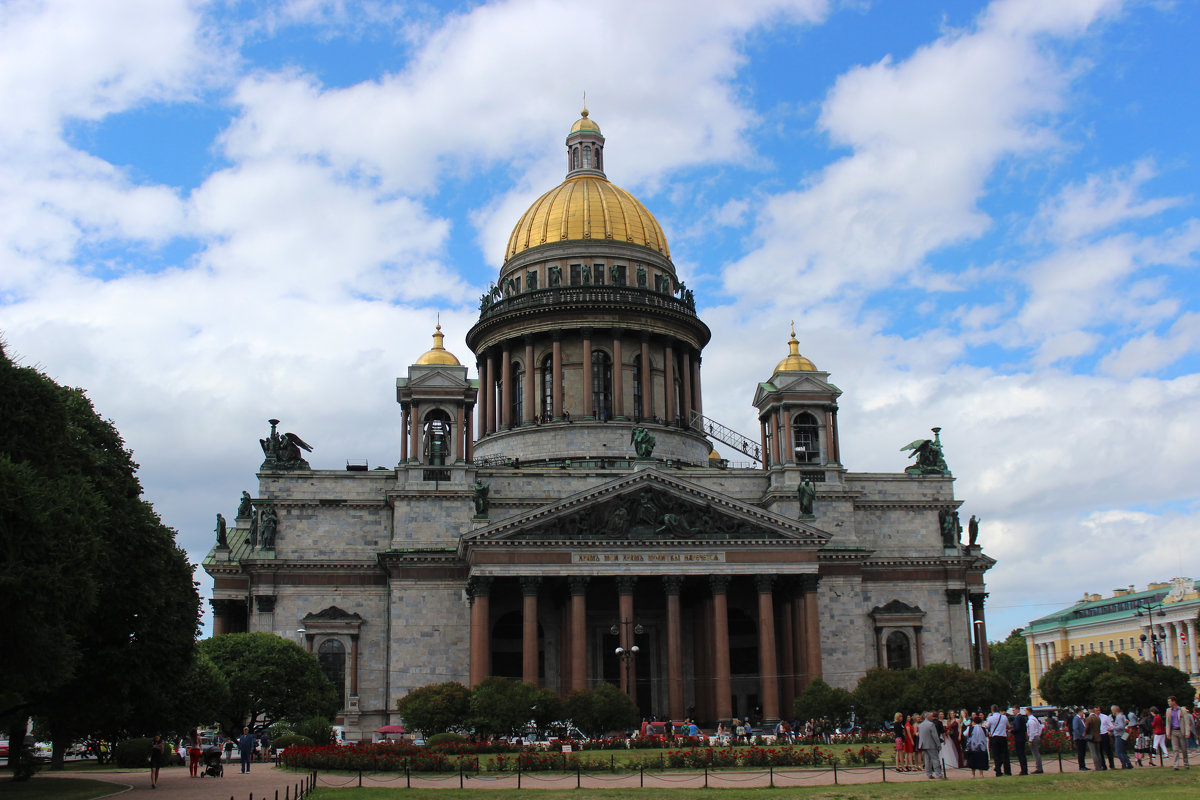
[459,760,463,789]
[769,765,774,788]
[640,764,644,787]
[882,761,886,781]
[833,761,838,784]
[1058,750,1063,773]
[704,763,708,788]
[406,763,410,789]
[576,762,581,789]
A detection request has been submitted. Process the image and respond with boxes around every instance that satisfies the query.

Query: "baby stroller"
[201,745,224,777]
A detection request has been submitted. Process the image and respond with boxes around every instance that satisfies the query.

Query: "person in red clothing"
[188,729,201,777]
[1151,707,1169,764]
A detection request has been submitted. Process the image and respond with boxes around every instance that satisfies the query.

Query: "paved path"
[36,753,1167,797]
[39,763,313,799]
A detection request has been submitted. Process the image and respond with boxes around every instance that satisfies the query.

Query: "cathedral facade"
[205,110,994,738]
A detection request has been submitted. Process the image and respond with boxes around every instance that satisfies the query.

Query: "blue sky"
[2,0,1198,654]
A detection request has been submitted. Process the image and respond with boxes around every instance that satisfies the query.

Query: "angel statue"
[630,426,656,459]
[900,426,950,476]
[260,418,313,471]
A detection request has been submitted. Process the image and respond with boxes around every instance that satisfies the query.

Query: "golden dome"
[414,323,461,366]
[506,175,670,260]
[774,325,816,373]
[708,448,722,462]
[570,107,601,134]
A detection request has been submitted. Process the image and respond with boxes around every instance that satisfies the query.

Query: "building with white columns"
[1024,577,1200,705]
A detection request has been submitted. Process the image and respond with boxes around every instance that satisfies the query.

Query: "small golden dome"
[506,175,670,260]
[414,323,461,366]
[708,449,722,462]
[570,107,601,134]
[773,325,816,373]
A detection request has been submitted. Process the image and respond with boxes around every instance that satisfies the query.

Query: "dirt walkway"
[38,763,313,799]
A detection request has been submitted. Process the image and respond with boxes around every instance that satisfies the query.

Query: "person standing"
[1151,706,1169,765]
[148,734,164,789]
[1167,696,1191,770]
[1085,708,1105,770]
[1012,706,1028,775]
[1024,708,1044,773]
[964,713,990,777]
[985,704,1011,776]
[187,729,201,777]
[238,727,255,773]
[1072,708,1090,770]
[1111,706,1133,769]
[1099,706,1115,769]
[918,711,944,779]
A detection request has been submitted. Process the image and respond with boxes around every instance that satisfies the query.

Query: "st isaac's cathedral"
[205,109,995,738]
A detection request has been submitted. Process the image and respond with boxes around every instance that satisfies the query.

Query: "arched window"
[792,411,820,464]
[632,355,643,420]
[572,147,580,170]
[592,350,612,420]
[512,361,524,424]
[318,639,347,707]
[886,631,912,670]
[583,145,592,169]
[594,146,602,171]
[423,410,452,465]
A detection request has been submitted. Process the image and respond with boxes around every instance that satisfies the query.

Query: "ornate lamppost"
[611,619,644,700]
[1135,598,1167,664]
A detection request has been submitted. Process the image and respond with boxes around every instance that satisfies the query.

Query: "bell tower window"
[792,411,820,464]
[512,361,524,423]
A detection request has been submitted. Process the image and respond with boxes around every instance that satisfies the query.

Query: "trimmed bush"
[115,738,152,768]
[273,734,314,750]
[426,732,467,747]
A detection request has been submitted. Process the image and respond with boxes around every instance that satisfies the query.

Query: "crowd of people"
[890,698,1197,779]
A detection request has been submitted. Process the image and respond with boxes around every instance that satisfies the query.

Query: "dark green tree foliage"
[0,345,200,774]
[199,632,339,735]
[793,678,853,723]
[988,629,1031,707]
[395,682,471,736]
[169,651,232,733]
[467,678,564,738]
[564,683,639,736]
[852,664,1009,722]
[1039,652,1195,710]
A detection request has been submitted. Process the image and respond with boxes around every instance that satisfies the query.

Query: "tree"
[1038,652,1195,710]
[852,664,1008,723]
[988,629,1031,707]
[564,683,639,736]
[0,344,199,775]
[794,678,853,723]
[395,682,471,736]
[468,678,549,739]
[199,633,339,735]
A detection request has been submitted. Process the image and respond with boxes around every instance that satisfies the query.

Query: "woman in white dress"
[939,710,961,768]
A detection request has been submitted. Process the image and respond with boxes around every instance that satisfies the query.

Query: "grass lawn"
[305,767,1199,800]
[0,778,126,799]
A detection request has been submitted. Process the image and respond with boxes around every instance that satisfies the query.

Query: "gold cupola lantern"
[414,321,462,366]
[773,323,816,374]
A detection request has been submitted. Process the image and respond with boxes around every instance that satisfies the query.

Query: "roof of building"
[505,111,670,261]
[773,325,817,374]
[1024,586,1168,632]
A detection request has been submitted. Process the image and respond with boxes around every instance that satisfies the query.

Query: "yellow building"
[1024,578,1200,705]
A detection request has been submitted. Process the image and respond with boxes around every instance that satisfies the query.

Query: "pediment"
[463,469,829,546]
[870,600,925,620]
[303,605,364,622]
[407,368,468,389]
[753,373,841,405]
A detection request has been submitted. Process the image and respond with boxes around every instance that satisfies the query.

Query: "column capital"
[969,591,989,607]
[662,575,684,596]
[467,576,494,598]
[755,574,775,594]
[520,577,541,596]
[945,588,966,604]
[580,327,593,338]
[798,574,821,594]
[709,575,731,595]
[616,575,638,595]
[568,576,590,596]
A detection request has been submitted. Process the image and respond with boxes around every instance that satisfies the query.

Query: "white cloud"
[1032,159,1182,244]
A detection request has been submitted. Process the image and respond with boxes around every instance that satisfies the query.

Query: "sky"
[2,0,1198,648]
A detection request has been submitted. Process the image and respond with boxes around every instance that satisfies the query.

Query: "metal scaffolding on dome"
[690,411,763,464]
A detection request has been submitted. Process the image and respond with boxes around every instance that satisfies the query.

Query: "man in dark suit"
[1072,709,1089,770]
[1012,706,1029,775]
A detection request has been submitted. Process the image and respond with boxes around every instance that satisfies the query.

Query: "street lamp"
[1135,598,1167,664]
[297,628,307,650]
[610,619,644,699]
